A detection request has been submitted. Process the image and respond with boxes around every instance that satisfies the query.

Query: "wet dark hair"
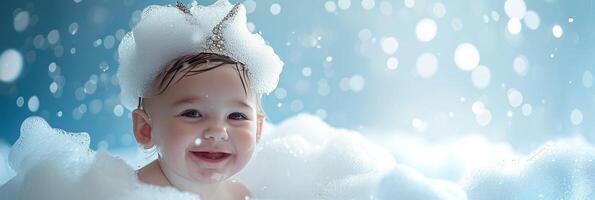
[156,52,249,96]
[140,52,264,114]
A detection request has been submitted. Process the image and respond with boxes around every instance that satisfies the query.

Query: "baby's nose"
[203,127,229,141]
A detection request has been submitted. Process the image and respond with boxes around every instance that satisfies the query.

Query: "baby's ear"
[256,114,264,144]
[132,109,153,149]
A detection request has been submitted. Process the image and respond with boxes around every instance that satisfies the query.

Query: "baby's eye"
[228,112,248,120]
[180,109,202,118]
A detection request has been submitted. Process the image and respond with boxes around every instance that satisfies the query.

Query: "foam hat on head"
[117,0,284,111]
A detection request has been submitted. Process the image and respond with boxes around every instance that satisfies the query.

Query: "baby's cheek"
[156,126,195,155]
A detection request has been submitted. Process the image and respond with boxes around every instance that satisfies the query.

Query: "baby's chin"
[191,169,232,183]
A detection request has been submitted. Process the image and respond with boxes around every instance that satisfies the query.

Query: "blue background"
[1,0,593,153]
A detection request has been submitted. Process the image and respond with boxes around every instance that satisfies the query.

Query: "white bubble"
[69,22,79,35]
[379,1,392,15]
[583,70,593,88]
[0,49,24,83]
[454,43,480,71]
[475,109,492,126]
[103,35,115,49]
[416,53,438,78]
[491,11,500,22]
[94,39,102,47]
[507,111,513,118]
[349,75,365,92]
[74,0,82,3]
[14,11,30,32]
[521,104,532,116]
[33,34,45,49]
[325,56,333,62]
[243,0,256,14]
[416,19,437,42]
[70,48,76,54]
[57,111,63,117]
[568,17,574,23]
[507,88,523,107]
[504,0,526,19]
[47,30,60,45]
[471,101,486,114]
[49,82,58,93]
[16,96,24,107]
[84,79,98,94]
[523,10,540,30]
[386,57,398,70]
[552,25,563,38]
[302,67,312,77]
[194,138,202,146]
[99,61,109,72]
[471,65,491,89]
[358,29,372,41]
[381,37,399,54]
[361,0,375,10]
[28,96,39,112]
[570,109,583,125]
[45,59,59,70]
[507,18,522,35]
[113,105,124,117]
[338,0,351,10]
[274,88,287,99]
[432,2,446,18]
[513,55,529,76]
[270,3,281,15]
[325,1,337,13]
[404,0,415,8]
[79,104,88,114]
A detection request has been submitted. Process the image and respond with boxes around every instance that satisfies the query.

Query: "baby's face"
[143,64,261,184]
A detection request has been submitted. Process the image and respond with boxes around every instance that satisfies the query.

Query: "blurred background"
[0,0,593,175]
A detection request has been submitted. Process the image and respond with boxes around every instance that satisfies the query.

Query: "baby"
[117,1,283,199]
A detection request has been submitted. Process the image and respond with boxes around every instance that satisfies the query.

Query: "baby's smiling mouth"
[191,151,232,163]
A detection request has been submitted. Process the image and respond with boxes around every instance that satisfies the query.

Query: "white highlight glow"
[416,53,438,78]
[0,49,24,83]
[270,3,282,15]
[13,11,30,32]
[552,25,563,38]
[471,65,491,89]
[504,0,526,19]
[507,18,522,35]
[28,96,39,112]
[513,55,529,76]
[416,19,437,42]
[570,109,583,125]
[454,43,480,71]
[523,10,540,30]
[386,57,398,70]
[507,88,523,107]
[381,37,399,54]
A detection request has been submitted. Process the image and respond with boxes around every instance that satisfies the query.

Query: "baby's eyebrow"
[172,96,205,106]
[172,96,254,111]
[232,99,254,112]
